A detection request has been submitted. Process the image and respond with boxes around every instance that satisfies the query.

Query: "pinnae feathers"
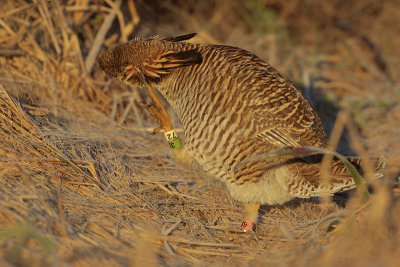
[162,50,203,66]
[161,33,197,42]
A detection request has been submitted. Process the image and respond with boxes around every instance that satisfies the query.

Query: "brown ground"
[0,0,399,266]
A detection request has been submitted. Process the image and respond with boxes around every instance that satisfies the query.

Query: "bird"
[98,33,384,232]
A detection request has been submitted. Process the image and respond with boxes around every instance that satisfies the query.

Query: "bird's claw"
[140,102,172,133]
[151,127,162,135]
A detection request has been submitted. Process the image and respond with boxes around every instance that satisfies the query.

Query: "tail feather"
[290,156,385,198]
[331,156,386,179]
[319,156,386,196]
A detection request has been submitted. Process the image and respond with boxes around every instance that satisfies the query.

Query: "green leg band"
[168,137,182,150]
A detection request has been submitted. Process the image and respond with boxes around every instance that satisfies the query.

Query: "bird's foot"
[141,84,173,134]
[241,219,255,232]
[241,202,260,232]
[140,102,173,134]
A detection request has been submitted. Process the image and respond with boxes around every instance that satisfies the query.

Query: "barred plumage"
[98,33,384,231]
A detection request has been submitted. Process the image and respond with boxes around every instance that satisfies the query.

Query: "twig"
[277,224,296,249]
[160,236,240,248]
[164,242,176,256]
[118,97,133,124]
[156,184,234,208]
[0,18,16,35]
[311,210,344,240]
[129,127,184,133]
[113,215,124,238]
[37,0,61,54]
[345,117,377,183]
[299,210,344,240]
[84,0,122,73]
[162,219,182,236]
[105,0,127,42]
[178,247,247,257]
[110,92,119,120]
[169,243,201,263]
[129,94,145,132]
[0,49,26,57]
[56,179,69,238]
[65,5,111,13]
[320,111,348,185]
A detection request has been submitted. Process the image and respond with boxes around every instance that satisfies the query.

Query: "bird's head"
[97,38,154,86]
[97,34,202,86]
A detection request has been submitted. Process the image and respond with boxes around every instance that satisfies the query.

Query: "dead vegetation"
[0,0,399,266]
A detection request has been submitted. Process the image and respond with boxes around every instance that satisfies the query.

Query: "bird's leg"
[241,202,260,232]
[142,84,173,134]
[142,84,184,152]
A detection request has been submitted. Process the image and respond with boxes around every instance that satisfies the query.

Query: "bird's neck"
[155,71,199,117]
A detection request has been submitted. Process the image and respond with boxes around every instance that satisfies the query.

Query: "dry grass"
[0,0,399,266]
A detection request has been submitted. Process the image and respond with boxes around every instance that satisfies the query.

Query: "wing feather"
[248,69,327,148]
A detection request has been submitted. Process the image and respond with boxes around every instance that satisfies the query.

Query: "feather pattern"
[97,34,385,206]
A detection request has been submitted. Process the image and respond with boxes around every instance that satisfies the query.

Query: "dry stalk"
[84,0,122,73]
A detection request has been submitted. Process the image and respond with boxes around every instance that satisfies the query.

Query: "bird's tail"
[321,156,386,195]
[291,155,386,198]
[331,156,385,178]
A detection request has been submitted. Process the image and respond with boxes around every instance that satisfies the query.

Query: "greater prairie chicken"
[98,33,384,231]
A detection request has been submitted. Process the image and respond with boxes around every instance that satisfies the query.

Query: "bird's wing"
[140,49,202,82]
[247,68,327,148]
